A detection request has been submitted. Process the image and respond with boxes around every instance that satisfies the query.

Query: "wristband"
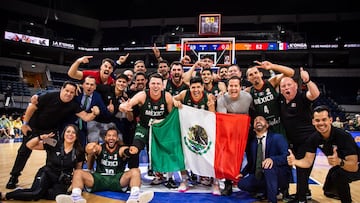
[303,80,311,85]
[23,121,29,125]
[124,148,132,157]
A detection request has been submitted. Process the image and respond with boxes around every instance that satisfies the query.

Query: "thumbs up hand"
[107,100,114,113]
[287,149,296,166]
[327,146,340,166]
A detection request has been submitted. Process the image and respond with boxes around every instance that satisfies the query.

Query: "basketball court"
[1,139,360,203]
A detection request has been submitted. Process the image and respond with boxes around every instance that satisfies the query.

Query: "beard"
[107,141,116,149]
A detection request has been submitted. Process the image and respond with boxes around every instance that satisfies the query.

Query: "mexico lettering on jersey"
[250,80,284,134]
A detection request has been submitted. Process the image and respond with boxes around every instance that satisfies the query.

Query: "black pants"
[292,142,314,202]
[323,165,360,203]
[9,133,33,177]
[113,118,139,169]
[6,166,67,200]
[10,130,58,177]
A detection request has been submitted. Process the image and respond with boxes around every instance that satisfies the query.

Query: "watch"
[340,159,345,167]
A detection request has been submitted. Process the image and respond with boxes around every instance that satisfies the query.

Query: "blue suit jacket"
[66,90,112,126]
[241,132,289,176]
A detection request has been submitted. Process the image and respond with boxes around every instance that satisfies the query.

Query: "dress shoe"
[6,176,18,189]
[221,180,233,196]
[287,199,307,203]
[288,190,312,201]
[324,191,340,200]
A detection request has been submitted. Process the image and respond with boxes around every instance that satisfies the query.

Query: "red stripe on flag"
[214,113,250,181]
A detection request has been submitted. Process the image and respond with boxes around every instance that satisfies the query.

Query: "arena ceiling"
[2,0,358,21]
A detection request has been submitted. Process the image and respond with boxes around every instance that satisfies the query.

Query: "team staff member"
[1,124,85,201]
[237,116,289,203]
[287,105,360,203]
[6,81,99,189]
[279,68,320,203]
[216,75,253,196]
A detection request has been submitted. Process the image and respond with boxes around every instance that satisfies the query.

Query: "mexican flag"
[150,105,250,181]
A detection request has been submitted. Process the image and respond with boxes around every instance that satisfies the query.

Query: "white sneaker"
[55,194,86,203]
[178,180,189,193]
[126,191,154,203]
[211,183,221,196]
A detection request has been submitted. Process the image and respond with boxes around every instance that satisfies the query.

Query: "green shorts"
[90,172,126,192]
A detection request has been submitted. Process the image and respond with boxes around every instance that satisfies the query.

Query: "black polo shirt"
[306,127,359,160]
[29,91,82,132]
[280,90,316,145]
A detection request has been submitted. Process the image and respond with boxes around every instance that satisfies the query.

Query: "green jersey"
[250,80,285,135]
[165,79,189,96]
[204,82,221,97]
[183,90,209,110]
[139,90,169,128]
[95,144,124,175]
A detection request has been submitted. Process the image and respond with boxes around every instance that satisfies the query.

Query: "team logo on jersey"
[184,124,211,155]
[266,88,271,95]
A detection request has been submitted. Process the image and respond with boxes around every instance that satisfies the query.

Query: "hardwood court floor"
[1,142,360,203]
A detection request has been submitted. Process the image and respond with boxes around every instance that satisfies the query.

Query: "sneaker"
[178,180,189,192]
[55,194,86,203]
[6,176,18,189]
[150,176,164,185]
[199,176,212,186]
[147,169,154,176]
[190,173,198,182]
[126,191,154,203]
[165,178,178,189]
[212,183,221,196]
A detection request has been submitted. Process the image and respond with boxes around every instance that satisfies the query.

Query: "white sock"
[72,188,82,196]
[130,186,140,195]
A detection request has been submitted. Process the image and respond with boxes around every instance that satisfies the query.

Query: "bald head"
[280,77,298,101]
